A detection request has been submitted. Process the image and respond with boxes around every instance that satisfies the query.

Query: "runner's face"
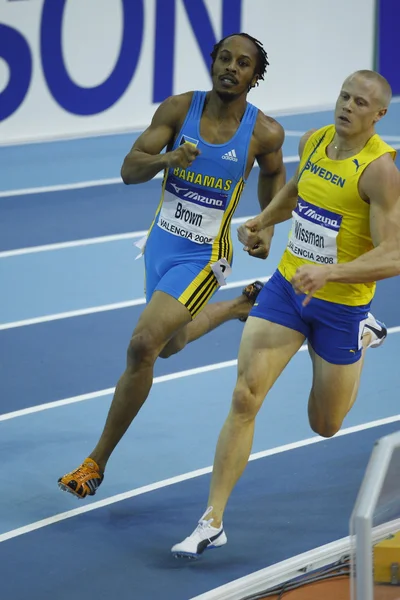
[212,36,259,98]
[335,75,387,136]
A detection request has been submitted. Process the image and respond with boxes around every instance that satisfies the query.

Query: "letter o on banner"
[0,24,32,121]
[41,0,144,115]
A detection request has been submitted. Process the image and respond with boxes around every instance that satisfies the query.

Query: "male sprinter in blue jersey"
[58,33,286,498]
[172,70,400,558]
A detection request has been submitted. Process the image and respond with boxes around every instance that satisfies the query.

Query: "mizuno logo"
[222,149,238,162]
[295,198,342,230]
[183,190,224,207]
[300,208,340,228]
[171,183,188,194]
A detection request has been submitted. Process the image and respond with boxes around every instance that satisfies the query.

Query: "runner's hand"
[238,217,271,259]
[291,265,331,306]
[167,143,201,168]
[237,217,263,249]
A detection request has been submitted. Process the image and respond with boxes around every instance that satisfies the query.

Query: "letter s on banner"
[40,0,144,115]
[153,0,242,102]
[0,24,32,121]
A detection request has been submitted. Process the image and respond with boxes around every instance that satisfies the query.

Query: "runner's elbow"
[395,251,400,276]
[121,162,142,185]
[121,161,134,184]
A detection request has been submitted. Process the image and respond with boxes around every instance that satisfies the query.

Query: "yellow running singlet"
[278,125,396,306]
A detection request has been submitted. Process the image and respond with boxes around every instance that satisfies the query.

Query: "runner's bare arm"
[327,155,400,283]
[257,128,316,228]
[237,130,315,252]
[255,116,286,212]
[121,93,199,185]
[244,116,285,258]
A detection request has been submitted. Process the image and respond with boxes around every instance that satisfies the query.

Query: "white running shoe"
[363,313,387,349]
[171,507,227,559]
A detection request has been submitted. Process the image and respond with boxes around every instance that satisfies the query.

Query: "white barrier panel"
[0,0,375,144]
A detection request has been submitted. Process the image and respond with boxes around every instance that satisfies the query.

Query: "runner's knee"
[310,417,342,438]
[308,399,343,438]
[127,330,160,368]
[231,379,263,422]
[159,334,187,359]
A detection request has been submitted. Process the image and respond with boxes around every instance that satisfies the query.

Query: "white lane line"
[0,232,148,257]
[1,326,399,422]
[4,142,400,258]
[284,130,400,143]
[0,298,147,330]
[284,130,307,136]
[0,177,121,198]
[0,215,256,258]
[0,156,300,199]
[190,518,400,599]
[1,410,399,543]
[0,275,272,330]
[0,358,240,422]
[378,135,400,141]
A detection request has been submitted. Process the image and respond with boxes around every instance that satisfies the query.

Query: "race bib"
[157,176,228,245]
[211,258,232,286]
[287,197,343,264]
[134,234,148,260]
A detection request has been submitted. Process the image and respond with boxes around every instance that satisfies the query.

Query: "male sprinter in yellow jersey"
[58,34,286,499]
[172,70,400,558]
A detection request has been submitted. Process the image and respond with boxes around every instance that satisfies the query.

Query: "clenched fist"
[167,143,201,169]
[237,217,272,260]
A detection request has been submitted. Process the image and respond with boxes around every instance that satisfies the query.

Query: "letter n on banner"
[377,0,400,95]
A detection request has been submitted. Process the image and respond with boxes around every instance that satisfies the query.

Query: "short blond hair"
[349,70,392,108]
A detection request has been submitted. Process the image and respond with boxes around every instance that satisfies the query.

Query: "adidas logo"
[221,149,238,162]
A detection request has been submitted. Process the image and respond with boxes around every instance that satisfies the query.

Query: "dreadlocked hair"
[210,33,269,86]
